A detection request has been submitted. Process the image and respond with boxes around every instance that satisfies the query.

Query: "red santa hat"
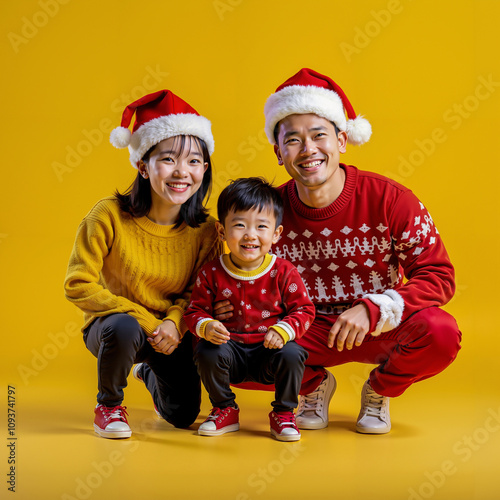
[264,68,371,146]
[110,89,214,168]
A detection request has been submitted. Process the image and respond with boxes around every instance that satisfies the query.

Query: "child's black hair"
[217,177,283,228]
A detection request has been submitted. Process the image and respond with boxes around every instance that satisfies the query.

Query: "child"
[184,177,315,441]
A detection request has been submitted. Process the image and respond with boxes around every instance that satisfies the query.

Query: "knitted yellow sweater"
[64,197,223,336]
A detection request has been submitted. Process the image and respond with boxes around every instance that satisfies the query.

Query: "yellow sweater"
[64,197,223,336]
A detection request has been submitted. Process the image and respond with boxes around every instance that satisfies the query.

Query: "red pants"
[235,307,461,398]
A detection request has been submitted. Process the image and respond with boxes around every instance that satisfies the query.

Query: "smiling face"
[274,113,347,207]
[217,207,283,271]
[139,135,208,224]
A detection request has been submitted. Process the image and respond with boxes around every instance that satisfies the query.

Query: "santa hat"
[264,68,371,146]
[110,89,214,168]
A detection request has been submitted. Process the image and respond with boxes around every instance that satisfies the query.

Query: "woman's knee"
[100,314,144,346]
[168,405,200,428]
[161,389,201,428]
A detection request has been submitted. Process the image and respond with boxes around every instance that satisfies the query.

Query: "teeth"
[168,183,188,188]
[302,160,322,168]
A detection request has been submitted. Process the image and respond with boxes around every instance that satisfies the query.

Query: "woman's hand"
[213,300,234,321]
[148,320,181,355]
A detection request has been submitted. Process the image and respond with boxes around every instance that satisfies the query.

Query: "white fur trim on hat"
[128,113,214,168]
[363,289,405,336]
[265,85,346,144]
[264,84,372,146]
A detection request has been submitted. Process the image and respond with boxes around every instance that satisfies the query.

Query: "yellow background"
[1,0,499,499]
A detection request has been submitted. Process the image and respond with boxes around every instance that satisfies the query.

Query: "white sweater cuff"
[363,289,405,336]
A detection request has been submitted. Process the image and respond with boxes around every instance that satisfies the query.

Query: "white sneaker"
[132,363,143,382]
[296,370,336,430]
[356,380,391,434]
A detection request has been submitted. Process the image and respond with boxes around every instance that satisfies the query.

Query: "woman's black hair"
[114,135,212,229]
[217,177,283,228]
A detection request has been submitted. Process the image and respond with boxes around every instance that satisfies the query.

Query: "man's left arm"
[358,189,455,336]
[330,189,454,351]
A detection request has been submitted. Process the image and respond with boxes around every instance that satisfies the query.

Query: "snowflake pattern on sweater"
[274,165,455,335]
[184,253,315,344]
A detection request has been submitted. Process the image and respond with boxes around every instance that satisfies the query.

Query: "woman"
[64,90,222,439]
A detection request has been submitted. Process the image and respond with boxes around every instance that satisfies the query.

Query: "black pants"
[84,313,200,428]
[194,339,308,413]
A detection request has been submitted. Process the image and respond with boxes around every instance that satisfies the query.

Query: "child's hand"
[205,321,231,345]
[264,329,284,349]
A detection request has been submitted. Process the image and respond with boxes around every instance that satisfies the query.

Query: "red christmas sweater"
[184,253,315,344]
[274,164,455,336]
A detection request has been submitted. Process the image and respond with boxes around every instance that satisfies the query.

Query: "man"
[217,68,461,434]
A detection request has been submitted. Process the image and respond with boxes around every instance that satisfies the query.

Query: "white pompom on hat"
[110,89,214,168]
[264,68,371,146]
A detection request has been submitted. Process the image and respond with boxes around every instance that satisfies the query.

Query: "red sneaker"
[94,404,132,439]
[269,411,301,442]
[198,406,240,436]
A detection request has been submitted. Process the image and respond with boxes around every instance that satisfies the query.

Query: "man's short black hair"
[217,177,283,228]
[273,118,340,144]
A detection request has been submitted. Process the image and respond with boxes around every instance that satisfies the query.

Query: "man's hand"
[213,300,234,321]
[148,320,180,355]
[205,321,231,345]
[264,329,284,349]
[327,303,370,351]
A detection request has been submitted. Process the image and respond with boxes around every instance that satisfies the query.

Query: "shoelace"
[298,380,326,413]
[273,413,297,428]
[101,405,128,422]
[363,390,387,418]
[207,407,232,423]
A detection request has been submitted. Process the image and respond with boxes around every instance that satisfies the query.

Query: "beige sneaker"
[296,370,337,430]
[356,380,391,434]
